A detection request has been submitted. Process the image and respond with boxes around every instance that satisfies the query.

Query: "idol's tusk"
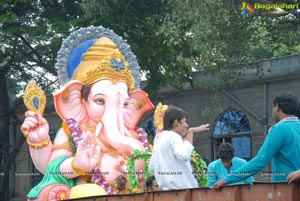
[95,122,103,137]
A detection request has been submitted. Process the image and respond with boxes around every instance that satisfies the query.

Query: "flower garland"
[90,169,115,194]
[135,127,149,149]
[61,119,82,154]
[191,150,209,187]
[125,149,152,193]
[124,127,151,192]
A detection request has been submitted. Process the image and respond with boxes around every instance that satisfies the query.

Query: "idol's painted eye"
[124,101,129,108]
[95,98,105,105]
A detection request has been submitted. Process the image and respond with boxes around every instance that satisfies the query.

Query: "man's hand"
[187,124,210,135]
[213,179,227,189]
[185,124,210,144]
[287,170,300,184]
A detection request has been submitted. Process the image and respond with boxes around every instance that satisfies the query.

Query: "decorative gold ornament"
[22,130,30,138]
[53,141,72,152]
[58,192,66,200]
[111,175,130,194]
[62,85,70,103]
[23,81,46,114]
[72,37,135,90]
[71,158,86,175]
[27,135,50,149]
[154,103,169,132]
[136,97,147,110]
[84,125,96,133]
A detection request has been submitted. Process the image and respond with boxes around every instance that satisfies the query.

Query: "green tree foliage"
[158,0,300,86]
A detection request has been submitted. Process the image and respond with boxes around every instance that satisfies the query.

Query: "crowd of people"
[146,91,300,191]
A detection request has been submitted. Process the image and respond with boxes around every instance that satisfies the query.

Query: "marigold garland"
[61,119,80,154]
[61,121,71,137]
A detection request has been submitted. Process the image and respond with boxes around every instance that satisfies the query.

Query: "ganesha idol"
[21,26,155,200]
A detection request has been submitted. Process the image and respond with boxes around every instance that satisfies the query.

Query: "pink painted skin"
[21,111,52,173]
[21,79,154,186]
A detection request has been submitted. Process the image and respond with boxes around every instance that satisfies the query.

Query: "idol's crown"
[72,37,135,89]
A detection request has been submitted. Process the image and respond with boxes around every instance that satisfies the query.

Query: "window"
[213,108,251,160]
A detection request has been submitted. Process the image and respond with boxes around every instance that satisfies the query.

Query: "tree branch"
[17,34,44,65]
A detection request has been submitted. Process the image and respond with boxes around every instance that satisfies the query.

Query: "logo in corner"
[241,2,254,15]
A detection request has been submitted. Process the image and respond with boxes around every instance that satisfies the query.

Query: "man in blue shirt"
[214,91,300,189]
[207,143,254,187]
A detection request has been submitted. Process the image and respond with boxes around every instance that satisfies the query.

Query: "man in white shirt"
[149,106,209,190]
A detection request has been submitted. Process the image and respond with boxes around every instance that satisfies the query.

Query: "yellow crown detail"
[72,37,135,89]
[154,103,169,132]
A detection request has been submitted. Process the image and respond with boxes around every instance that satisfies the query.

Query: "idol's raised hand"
[21,111,49,144]
[73,132,101,173]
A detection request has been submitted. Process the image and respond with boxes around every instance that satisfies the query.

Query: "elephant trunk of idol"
[100,96,144,155]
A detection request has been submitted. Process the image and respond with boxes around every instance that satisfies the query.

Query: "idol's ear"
[53,80,88,122]
[124,90,155,129]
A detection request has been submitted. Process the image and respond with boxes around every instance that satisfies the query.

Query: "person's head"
[163,106,189,137]
[217,143,235,169]
[272,91,300,122]
[146,176,159,191]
